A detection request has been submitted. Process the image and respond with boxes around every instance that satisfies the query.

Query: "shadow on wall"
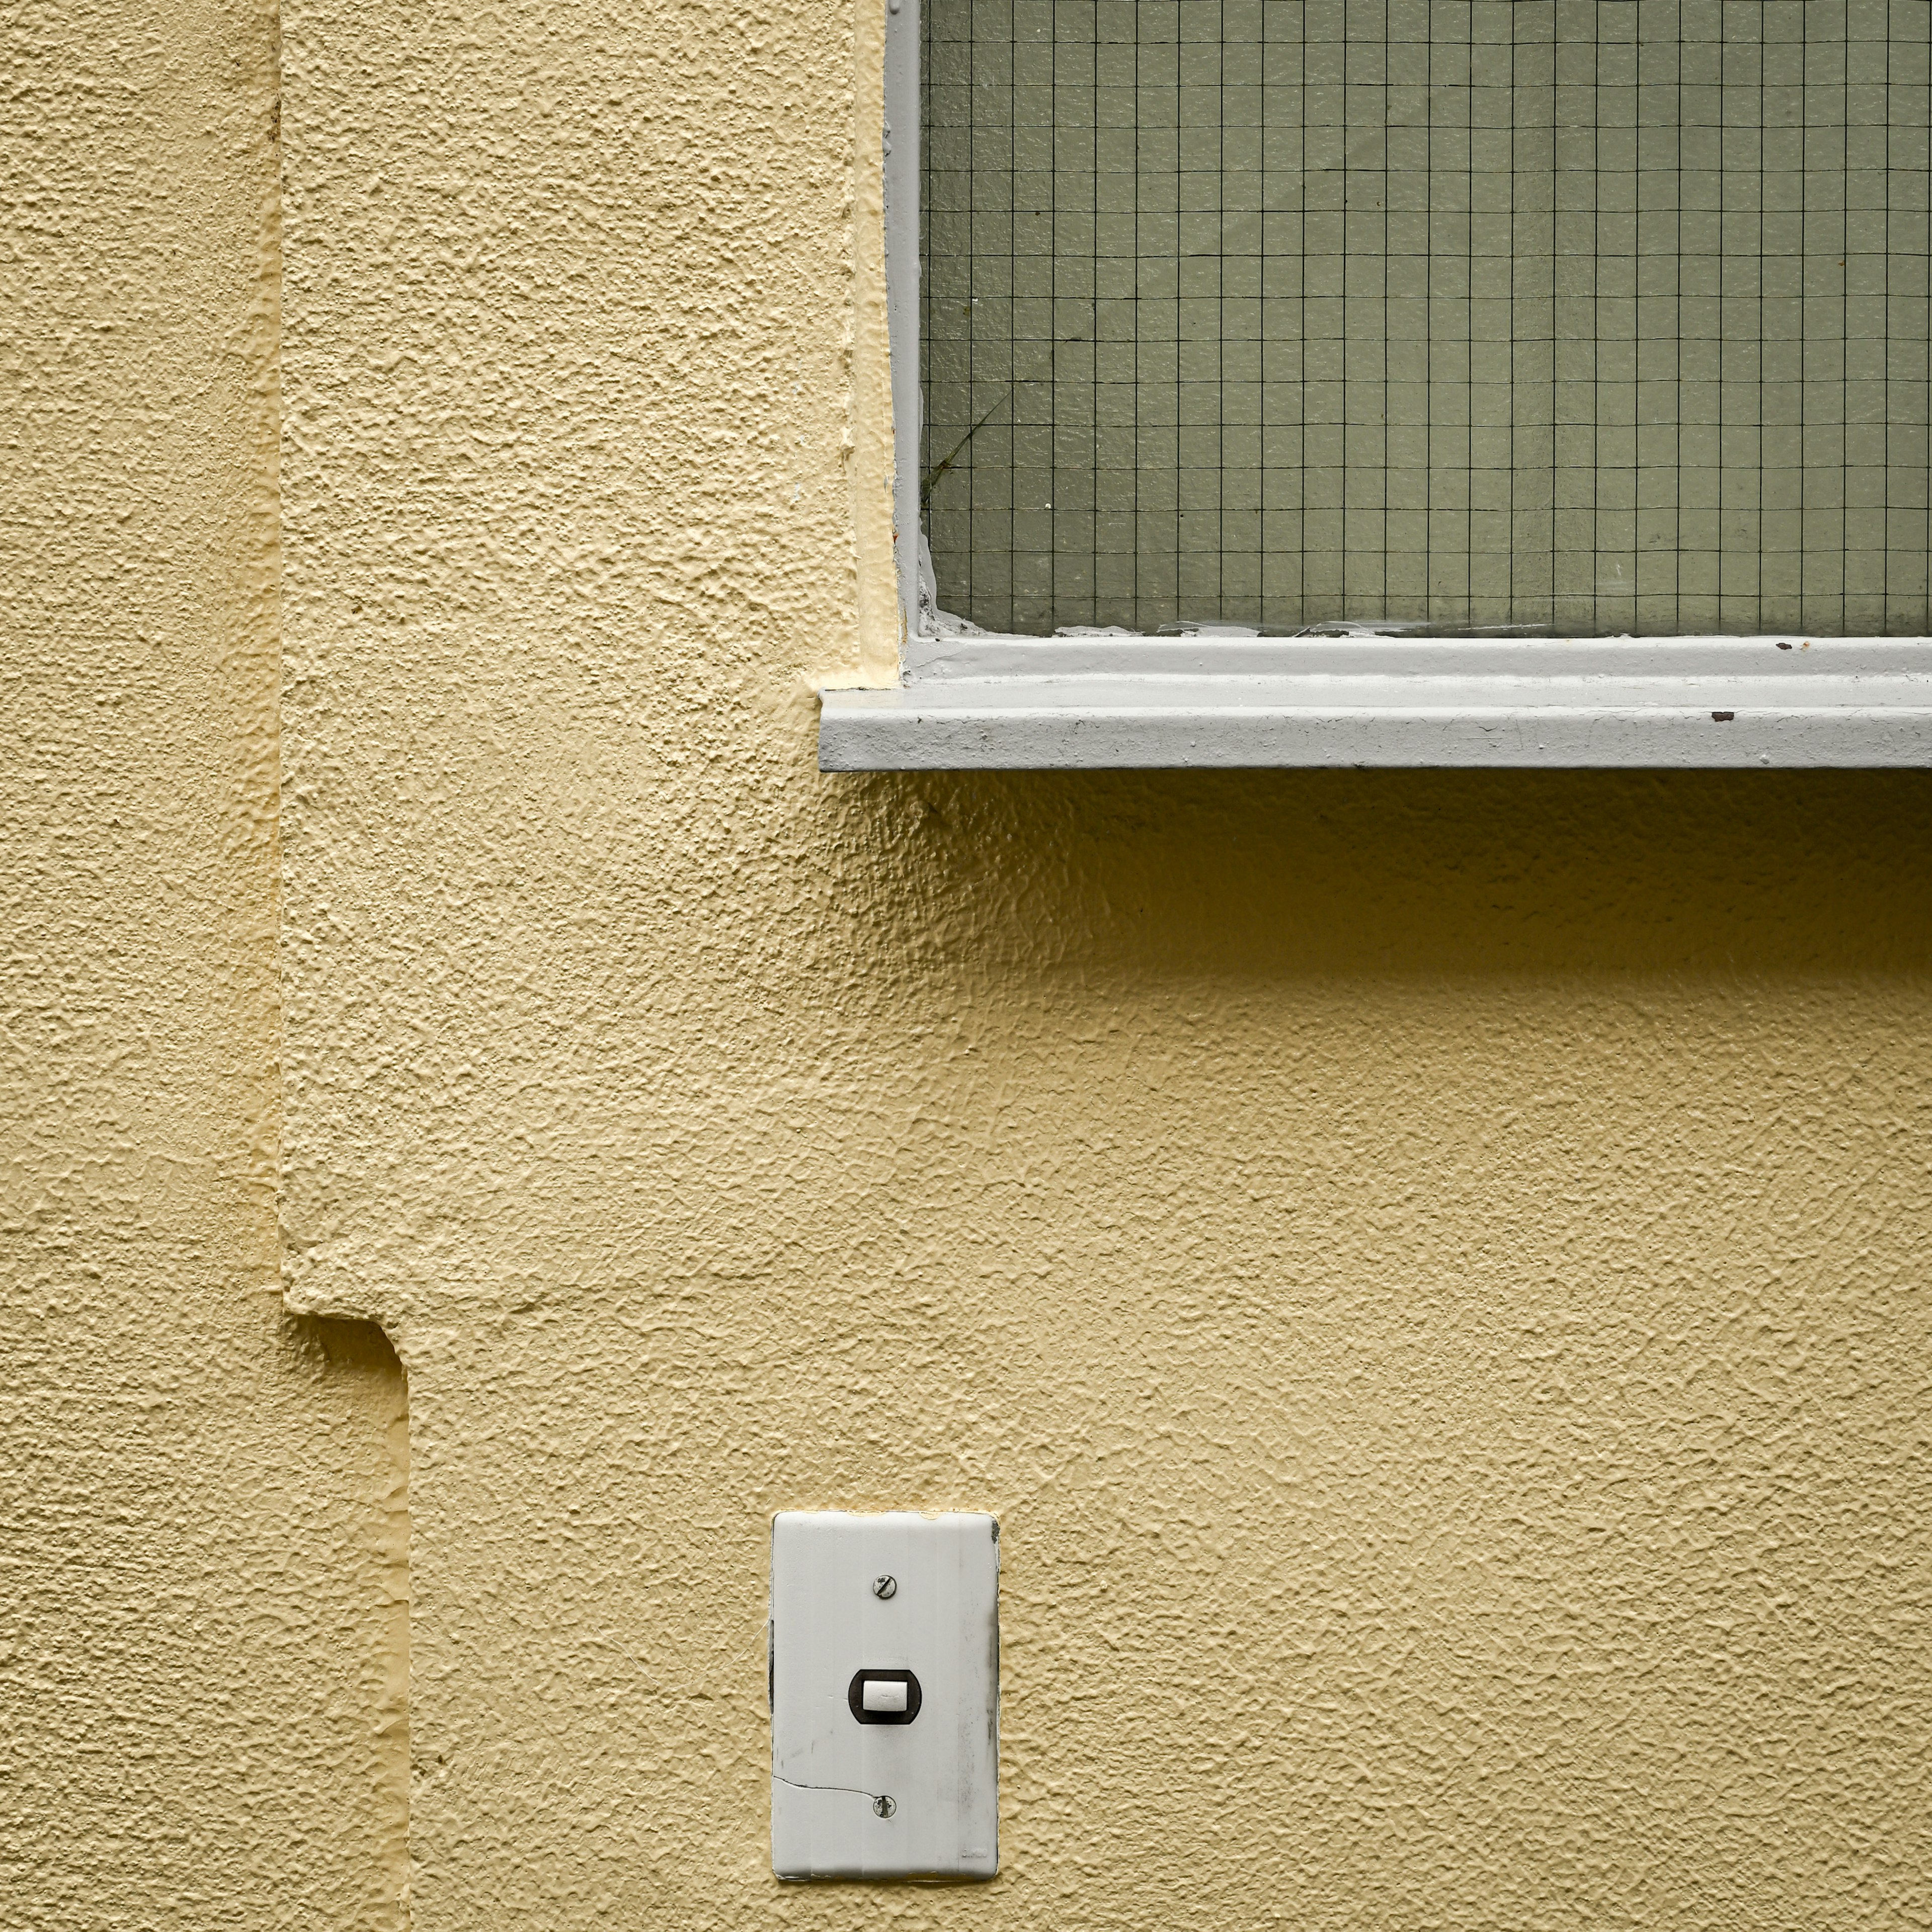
[822,770,1932,982]
[281,1315,412,1932]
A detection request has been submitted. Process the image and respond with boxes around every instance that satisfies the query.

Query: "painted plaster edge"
[282,1234,434,1340]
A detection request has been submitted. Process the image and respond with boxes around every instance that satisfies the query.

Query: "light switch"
[860,1677,910,1715]
[770,1510,999,1880]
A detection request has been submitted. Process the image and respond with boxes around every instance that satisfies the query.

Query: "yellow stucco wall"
[2,0,407,1922]
[275,0,1932,1926]
[9,0,1932,1927]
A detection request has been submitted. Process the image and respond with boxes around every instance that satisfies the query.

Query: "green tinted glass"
[921,1,1931,636]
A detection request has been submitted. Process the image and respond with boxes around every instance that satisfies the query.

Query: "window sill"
[818,638,1932,771]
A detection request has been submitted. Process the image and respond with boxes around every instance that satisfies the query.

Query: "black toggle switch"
[848,1668,922,1725]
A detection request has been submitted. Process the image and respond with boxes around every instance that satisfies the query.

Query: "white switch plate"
[770,1510,999,1880]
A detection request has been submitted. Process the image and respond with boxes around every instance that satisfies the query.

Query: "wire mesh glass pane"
[920,0,1932,637]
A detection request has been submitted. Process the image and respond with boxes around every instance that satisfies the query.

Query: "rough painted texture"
[1,0,409,1922]
[272,2,1932,1928]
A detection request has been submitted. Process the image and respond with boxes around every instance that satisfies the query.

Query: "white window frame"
[817,0,1932,770]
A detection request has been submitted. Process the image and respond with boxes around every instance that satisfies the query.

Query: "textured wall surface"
[1,0,409,1923]
[278,0,1932,1926]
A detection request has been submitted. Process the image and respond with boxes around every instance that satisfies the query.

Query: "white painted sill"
[817,636,1932,771]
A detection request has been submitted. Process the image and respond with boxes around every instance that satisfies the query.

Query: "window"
[820,1,1932,768]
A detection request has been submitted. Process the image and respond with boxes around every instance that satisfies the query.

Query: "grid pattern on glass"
[919,1,1932,637]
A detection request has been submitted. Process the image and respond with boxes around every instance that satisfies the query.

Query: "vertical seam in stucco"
[377,1371,413,1929]
[265,0,412,1909]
